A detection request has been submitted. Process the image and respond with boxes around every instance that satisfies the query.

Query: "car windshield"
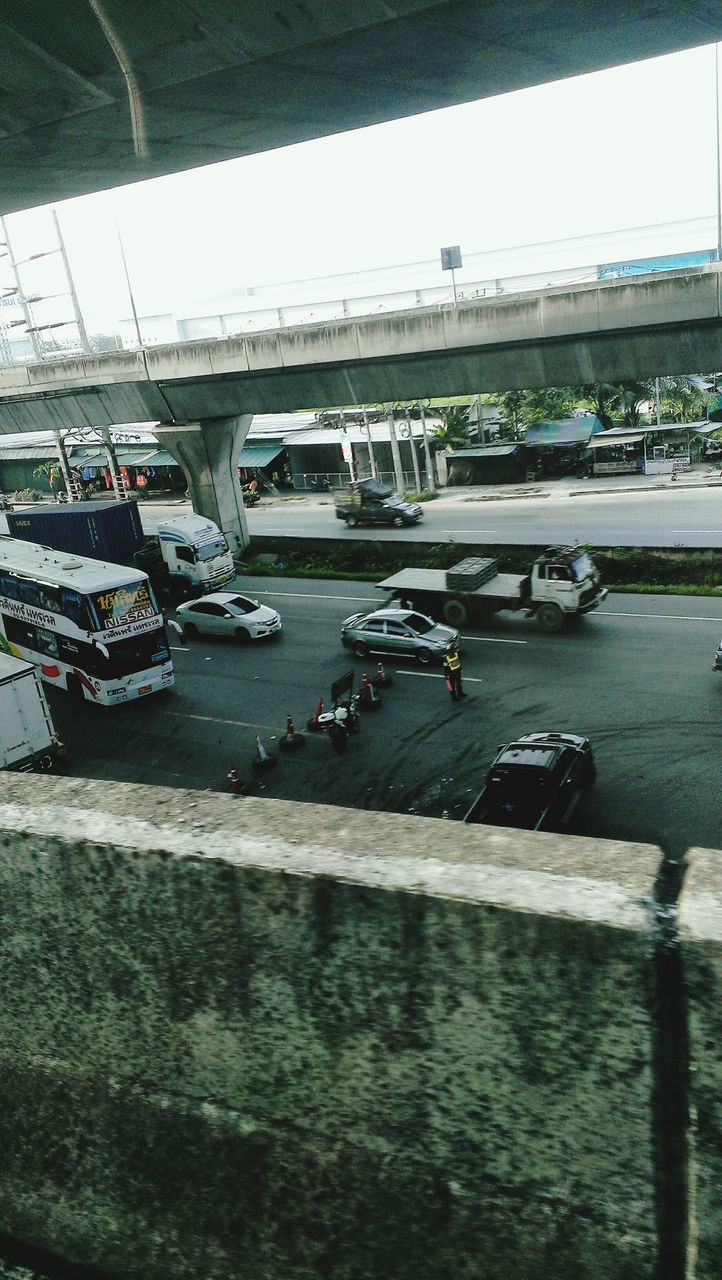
[404,613,434,634]
[226,595,258,614]
[196,537,228,562]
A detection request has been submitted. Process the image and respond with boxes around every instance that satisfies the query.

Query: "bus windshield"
[103,628,170,677]
[91,579,159,631]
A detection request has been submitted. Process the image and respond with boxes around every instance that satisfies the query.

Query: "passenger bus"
[0,536,174,705]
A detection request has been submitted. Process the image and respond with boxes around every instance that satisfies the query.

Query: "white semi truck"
[0,651,65,772]
[376,546,607,632]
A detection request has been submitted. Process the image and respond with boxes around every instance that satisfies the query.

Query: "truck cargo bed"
[376,567,526,601]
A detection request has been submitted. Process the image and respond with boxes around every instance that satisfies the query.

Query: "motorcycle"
[317,695,361,753]
[0,493,13,511]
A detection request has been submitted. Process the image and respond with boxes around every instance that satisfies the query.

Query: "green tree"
[433,404,471,451]
[497,390,525,439]
[579,383,620,430]
[521,386,578,424]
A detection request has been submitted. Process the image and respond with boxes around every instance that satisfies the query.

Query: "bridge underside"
[2,2,722,215]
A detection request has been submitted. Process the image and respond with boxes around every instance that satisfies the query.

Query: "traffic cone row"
[228,672,397,790]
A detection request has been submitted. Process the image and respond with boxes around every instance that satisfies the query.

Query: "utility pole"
[419,402,436,491]
[716,44,722,265]
[117,223,143,347]
[52,430,81,502]
[405,408,422,491]
[362,408,378,478]
[100,425,131,500]
[384,403,405,493]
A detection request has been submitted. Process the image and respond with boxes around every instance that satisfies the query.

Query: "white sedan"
[176,592,282,643]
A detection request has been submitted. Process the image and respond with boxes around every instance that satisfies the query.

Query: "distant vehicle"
[341,607,458,664]
[0,536,173,704]
[335,478,423,528]
[376,546,607,633]
[0,651,64,773]
[176,592,282,642]
[464,732,596,830]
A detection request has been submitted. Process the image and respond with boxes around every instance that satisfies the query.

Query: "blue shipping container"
[6,500,145,563]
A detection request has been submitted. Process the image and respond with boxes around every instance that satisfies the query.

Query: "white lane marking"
[461,634,527,645]
[395,669,484,683]
[599,609,721,622]
[164,710,276,729]
[672,530,722,533]
[249,589,378,602]
[442,528,497,534]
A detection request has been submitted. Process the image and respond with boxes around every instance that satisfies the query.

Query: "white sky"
[2,41,721,332]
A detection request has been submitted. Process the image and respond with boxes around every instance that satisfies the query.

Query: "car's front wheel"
[416,647,433,665]
[346,515,359,529]
[183,622,198,639]
[353,641,369,658]
[236,627,251,643]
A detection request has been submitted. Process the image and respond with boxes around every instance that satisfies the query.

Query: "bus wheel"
[443,598,468,627]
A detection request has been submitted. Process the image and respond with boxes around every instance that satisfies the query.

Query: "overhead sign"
[440,245,462,271]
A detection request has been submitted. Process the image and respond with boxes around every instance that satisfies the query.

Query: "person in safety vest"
[443,641,465,701]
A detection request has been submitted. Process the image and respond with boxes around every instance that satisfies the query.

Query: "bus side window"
[4,614,36,649]
[61,588,91,630]
[0,570,18,600]
[36,627,59,660]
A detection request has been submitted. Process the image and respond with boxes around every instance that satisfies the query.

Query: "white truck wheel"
[536,602,564,632]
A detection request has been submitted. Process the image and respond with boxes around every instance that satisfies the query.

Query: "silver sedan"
[340,608,459,664]
[176,592,282,642]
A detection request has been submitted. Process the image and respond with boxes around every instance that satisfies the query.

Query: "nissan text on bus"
[0,537,174,704]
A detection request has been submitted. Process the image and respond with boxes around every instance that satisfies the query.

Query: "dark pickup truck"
[464,731,596,831]
[334,478,423,528]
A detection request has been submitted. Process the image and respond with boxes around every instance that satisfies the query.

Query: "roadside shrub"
[404,489,439,503]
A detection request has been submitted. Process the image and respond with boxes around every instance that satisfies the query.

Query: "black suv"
[464,731,596,830]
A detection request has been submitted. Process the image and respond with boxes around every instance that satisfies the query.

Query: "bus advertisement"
[0,537,174,705]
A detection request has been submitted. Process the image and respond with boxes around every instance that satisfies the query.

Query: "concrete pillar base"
[154,416,251,552]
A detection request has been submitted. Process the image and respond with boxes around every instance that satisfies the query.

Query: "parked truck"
[464,732,596,830]
[7,502,236,600]
[0,651,65,773]
[334,478,423,528]
[375,546,607,632]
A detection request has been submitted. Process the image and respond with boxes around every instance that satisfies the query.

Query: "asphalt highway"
[246,486,722,547]
[45,577,722,859]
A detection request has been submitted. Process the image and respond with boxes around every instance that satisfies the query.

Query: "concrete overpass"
[0,265,719,542]
[2,3,722,216]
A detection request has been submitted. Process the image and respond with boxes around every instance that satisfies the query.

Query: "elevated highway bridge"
[0,265,719,544]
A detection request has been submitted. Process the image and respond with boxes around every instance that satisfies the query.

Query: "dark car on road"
[334,478,423,528]
[464,731,596,830]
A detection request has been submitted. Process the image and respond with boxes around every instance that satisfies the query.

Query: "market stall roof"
[237,444,285,468]
[449,445,520,457]
[71,449,158,468]
[524,416,602,446]
[587,433,644,449]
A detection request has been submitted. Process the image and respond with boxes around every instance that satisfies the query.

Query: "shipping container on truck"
[7,500,144,563]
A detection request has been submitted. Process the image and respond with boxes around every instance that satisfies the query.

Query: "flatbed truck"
[375,546,607,632]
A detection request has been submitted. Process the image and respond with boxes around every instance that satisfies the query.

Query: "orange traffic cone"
[227,766,242,794]
[252,734,277,771]
[358,671,382,711]
[307,696,324,731]
[372,659,393,689]
[279,714,305,752]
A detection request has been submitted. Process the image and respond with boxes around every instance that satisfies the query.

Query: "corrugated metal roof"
[449,445,520,457]
[524,416,602,446]
[237,444,285,467]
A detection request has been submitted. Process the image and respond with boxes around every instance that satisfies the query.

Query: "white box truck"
[0,651,65,772]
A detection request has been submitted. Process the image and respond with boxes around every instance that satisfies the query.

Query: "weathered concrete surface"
[3,3,722,216]
[0,773,660,1280]
[678,847,722,1280]
[0,269,721,435]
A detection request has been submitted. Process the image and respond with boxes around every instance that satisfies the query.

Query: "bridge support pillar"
[154,416,252,552]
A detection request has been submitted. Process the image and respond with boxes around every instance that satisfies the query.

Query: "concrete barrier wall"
[0,774,665,1279]
[679,848,722,1279]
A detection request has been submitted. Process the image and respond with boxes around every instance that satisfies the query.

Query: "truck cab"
[526,546,606,631]
[156,515,235,593]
